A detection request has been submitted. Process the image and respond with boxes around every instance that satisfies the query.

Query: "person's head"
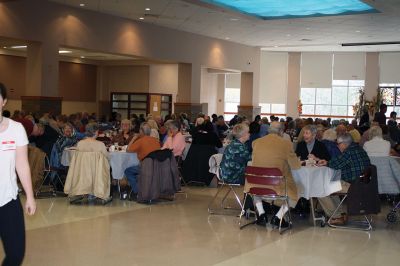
[139,122,151,136]
[287,120,296,130]
[337,133,353,153]
[232,123,250,143]
[147,119,159,130]
[390,111,397,119]
[368,126,382,139]
[0,83,8,113]
[195,117,204,127]
[322,128,337,142]
[62,123,75,138]
[167,120,180,136]
[85,123,99,138]
[380,103,387,113]
[261,117,269,125]
[302,125,317,144]
[254,115,261,123]
[249,121,260,134]
[269,121,283,136]
[120,119,132,133]
[336,124,347,137]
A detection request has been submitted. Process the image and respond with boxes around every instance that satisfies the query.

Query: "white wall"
[200,68,219,115]
[149,64,179,108]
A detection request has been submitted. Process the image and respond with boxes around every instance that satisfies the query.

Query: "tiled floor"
[1,187,399,266]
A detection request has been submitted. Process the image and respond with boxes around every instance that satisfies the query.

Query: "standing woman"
[0,83,36,266]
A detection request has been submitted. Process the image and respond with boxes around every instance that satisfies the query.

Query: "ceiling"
[47,0,400,52]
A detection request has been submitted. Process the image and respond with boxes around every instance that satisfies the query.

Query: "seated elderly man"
[220,123,251,185]
[363,126,391,156]
[295,125,330,162]
[125,122,161,199]
[251,121,301,227]
[318,133,371,225]
[162,120,186,157]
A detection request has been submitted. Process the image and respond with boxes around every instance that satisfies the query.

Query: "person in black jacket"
[295,124,330,162]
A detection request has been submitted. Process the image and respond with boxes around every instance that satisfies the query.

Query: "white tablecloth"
[292,166,342,199]
[369,156,400,194]
[61,149,139,180]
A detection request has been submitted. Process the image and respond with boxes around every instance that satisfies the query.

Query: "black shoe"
[256,213,268,227]
[270,216,289,228]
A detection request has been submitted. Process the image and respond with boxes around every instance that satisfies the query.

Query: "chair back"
[64,151,110,200]
[347,164,380,215]
[209,153,223,180]
[244,166,283,186]
[28,145,46,190]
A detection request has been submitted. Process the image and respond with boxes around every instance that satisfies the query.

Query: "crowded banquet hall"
[1,0,400,265]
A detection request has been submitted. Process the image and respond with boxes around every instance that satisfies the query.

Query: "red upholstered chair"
[239,166,292,234]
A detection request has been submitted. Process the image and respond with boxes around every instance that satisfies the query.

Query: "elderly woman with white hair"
[76,123,108,159]
[220,123,251,185]
[111,119,134,146]
[363,126,391,156]
[320,128,341,159]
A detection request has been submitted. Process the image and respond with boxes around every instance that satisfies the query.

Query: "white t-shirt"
[0,118,29,207]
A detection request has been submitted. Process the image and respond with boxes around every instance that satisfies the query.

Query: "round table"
[61,148,139,180]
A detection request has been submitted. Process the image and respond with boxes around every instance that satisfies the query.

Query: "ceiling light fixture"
[145,8,151,11]
[80,56,85,59]
[59,50,72,54]
[139,17,144,20]
[355,30,361,33]
[10,45,27,49]
[225,37,230,40]
[230,18,239,21]
[79,3,85,7]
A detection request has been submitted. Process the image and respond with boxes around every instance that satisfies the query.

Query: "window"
[224,87,240,121]
[379,83,400,118]
[260,103,286,115]
[300,80,364,120]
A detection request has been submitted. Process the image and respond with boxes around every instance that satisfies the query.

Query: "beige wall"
[3,99,21,114]
[149,64,178,106]
[0,0,260,105]
[61,101,97,115]
[100,65,150,98]
[216,75,225,115]
[287,52,301,117]
[0,54,26,100]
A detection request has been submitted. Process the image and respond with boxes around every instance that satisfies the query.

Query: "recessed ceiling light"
[225,37,230,40]
[79,3,85,7]
[230,18,239,21]
[355,30,361,33]
[286,34,291,37]
[59,50,72,54]
[139,17,144,20]
[3,46,7,49]
[145,8,151,11]
[10,45,27,49]
[306,27,311,30]
[274,45,279,48]
[80,56,85,59]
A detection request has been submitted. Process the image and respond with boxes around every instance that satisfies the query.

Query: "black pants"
[0,198,25,266]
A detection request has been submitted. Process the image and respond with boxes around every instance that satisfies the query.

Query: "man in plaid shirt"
[318,133,370,224]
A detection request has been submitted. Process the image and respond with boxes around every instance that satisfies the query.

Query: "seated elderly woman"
[295,125,331,162]
[76,123,108,159]
[220,123,251,185]
[320,128,341,159]
[363,126,391,156]
[50,123,78,169]
[162,120,185,157]
[147,119,160,140]
[111,119,134,146]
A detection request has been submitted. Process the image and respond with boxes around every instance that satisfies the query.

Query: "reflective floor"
[1,187,399,266]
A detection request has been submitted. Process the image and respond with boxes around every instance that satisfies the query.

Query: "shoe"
[330,213,347,225]
[128,193,137,201]
[270,216,289,228]
[256,213,268,226]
